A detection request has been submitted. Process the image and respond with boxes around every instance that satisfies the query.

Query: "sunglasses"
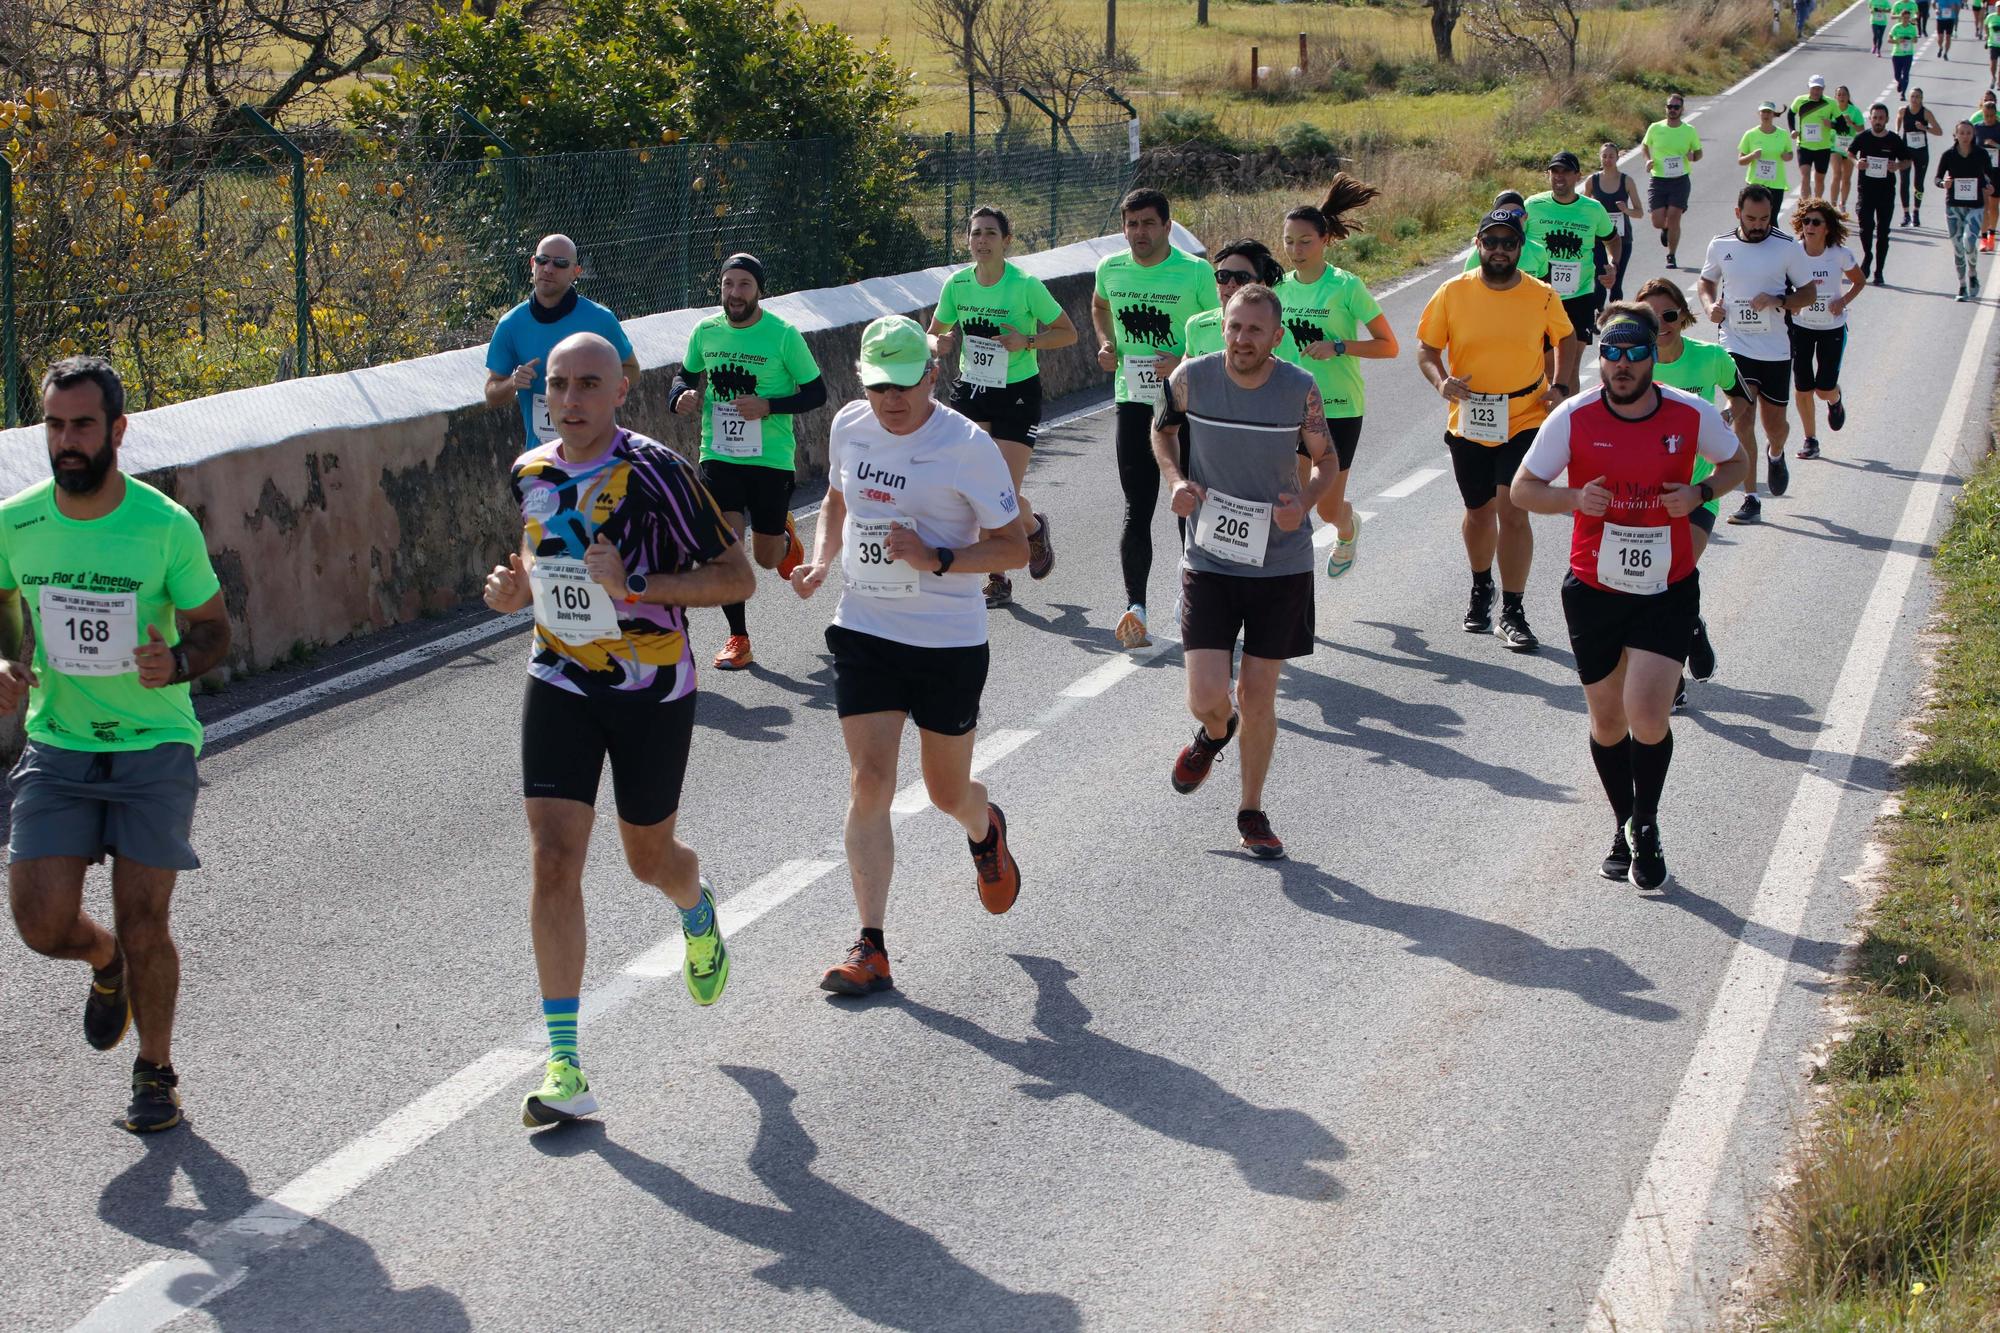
[1215,269,1256,286]
[1477,234,1522,250]
[1799,217,1827,228]
[532,255,574,269]
[1656,309,1682,324]
[1599,343,1656,362]
[1667,103,1684,111]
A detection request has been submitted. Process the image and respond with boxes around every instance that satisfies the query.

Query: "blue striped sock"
[542,997,580,1067]
[679,891,715,938]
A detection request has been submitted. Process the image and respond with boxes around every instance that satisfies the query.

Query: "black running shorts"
[1319,416,1363,471]
[1789,324,1847,391]
[1561,292,1603,341]
[521,678,696,826]
[699,458,796,537]
[949,375,1044,447]
[1561,570,1701,687]
[1446,428,1538,510]
[1798,147,1832,173]
[826,624,988,736]
[1179,568,1315,660]
[1727,352,1793,404]
[1647,175,1692,212]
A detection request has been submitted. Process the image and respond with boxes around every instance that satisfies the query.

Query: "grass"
[1752,440,2000,1329]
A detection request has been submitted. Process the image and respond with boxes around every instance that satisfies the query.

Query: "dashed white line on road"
[1375,466,1449,500]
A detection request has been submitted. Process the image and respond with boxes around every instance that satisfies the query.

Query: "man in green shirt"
[0,357,232,1135]
[1525,151,1619,400]
[1463,190,1552,278]
[1888,17,1922,92]
[1985,2,2000,84]
[1790,76,1842,200]
[1091,188,1218,650]
[1739,102,1797,217]
[1642,94,1704,269]
[668,252,826,672]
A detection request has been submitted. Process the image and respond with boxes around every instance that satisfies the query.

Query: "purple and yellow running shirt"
[509,430,736,703]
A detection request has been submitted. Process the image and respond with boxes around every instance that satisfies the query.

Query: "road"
[3,5,1991,1329]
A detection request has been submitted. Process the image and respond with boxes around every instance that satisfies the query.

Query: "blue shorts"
[7,741,201,870]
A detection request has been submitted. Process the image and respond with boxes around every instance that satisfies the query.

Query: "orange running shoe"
[820,936,894,995]
[777,512,805,581]
[970,803,1021,914]
[712,634,753,671]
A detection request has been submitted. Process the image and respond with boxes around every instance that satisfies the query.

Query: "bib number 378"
[39,587,138,676]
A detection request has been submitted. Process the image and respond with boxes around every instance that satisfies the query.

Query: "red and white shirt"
[1520,385,1739,594]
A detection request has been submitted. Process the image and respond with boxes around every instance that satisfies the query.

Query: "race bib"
[39,588,137,676]
[1659,154,1687,177]
[1956,175,1982,201]
[1547,259,1584,296]
[1461,392,1510,445]
[1122,355,1163,406]
[531,393,557,444]
[1193,490,1273,568]
[711,401,763,459]
[1597,523,1670,596]
[1731,298,1775,334]
[1752,157,1780,183]
[843,517,920,599]
[530,558,620,646]
[1865,156,1890,179]
[1803,122,1828,147]
[1796,292,1838,329]
[962,335,1008,389]
[1906,129,1927,149]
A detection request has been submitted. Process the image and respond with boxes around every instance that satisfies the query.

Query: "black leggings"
[1857,188,1895,273]
[1900,149,1930,208]
[1115,401,1175,608]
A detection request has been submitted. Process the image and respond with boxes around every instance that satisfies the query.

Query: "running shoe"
[1959,285,1971,302]
[984,573,1014,607]
[1115,604,1150,649]
[712,634,753,671]
[1688,616,1716,682]
[84,960,130,1052]
[1624,819,1669,891]
[1903,209,1912,226]
[1463,580,1495,634]
[1027,513,1055,580]
[1728,494,1762,525]
[1325,513,1361,579]
[1913,211,1923,228]
[1236,809,1286,860]
[124,1061,182,1134]
[1985,234,1995,253]
[1172,714,1239,794]
[1828,398,1846,432]
[1665,253,1677,269]
[1674,678,1688,712]
[1797,436,1821,460]
[1600,826,1632,882]
[683,878,730,1007]
[820,936,894,996]
[1496,606,1539,653]
[970,803,1021,914]
[1766,451,1790,497]
[522,1058,598,1128]
[777,512,805,581]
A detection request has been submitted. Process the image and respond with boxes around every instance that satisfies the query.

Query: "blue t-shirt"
[485,292,636,445]
[1939,0,1960,20]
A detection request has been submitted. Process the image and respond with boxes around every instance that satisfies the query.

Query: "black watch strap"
[933,547,955,576]
[171,644,191,684]
[1698,481,1715,503]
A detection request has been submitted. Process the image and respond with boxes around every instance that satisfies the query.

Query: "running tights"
[1115,402,1163,608]
[1900,150,1929,210]
[1857,189,1895,274]
[1948,206,1981,280]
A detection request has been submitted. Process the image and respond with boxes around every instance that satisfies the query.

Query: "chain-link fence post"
[1018,88,1060,251]
[237,106,310,379]
[943,131,955,266]
[1,152,16,427]
[1106,88,1140,168]
[454,107,521,252]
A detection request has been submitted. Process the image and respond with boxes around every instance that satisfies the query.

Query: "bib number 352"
[39,587,138,676]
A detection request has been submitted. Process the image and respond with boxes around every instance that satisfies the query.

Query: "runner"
[486,332,752,1127]
[1186,241,1297,358]
[1525,151,1619,398]
[1887,10,1922,97]
[1899,89,1944,225]
[1870,0,1891,51]
[1697,184,1822,523]
[1092,189,1218,649]
[1938,0,1960,55]
[1972,92,2000,250]
[1848,103,1915,283]
[1416,207,1573,652]
[1155,284,1334,860]
[1739,101,1797,219]
[1643,95,1704,269]
[789,316,1027,996]
[928,206,1079,608]
[484,234,639,448]
[1,356,232,1133]
[1586,142,1644,301]
[1637,277,1736,705]
[1510,304,1746,891]
[1829,86,1864,212]
[1986,0,2000,86]
[1789,75,1840,199]
[1936,120,1993,297]
[1462,190,1554,279]
[1277,174,1401,579]
[669,253,823,671]
[1920,0,1932,34]
[1786,200,1866,461]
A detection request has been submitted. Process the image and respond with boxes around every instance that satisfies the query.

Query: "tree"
[912,0,1050,139]
[1019,24,1141,147]
[1465,0,1583,78]
[1429,0,1464,62]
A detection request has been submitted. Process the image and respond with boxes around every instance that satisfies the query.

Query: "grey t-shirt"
[1177,353,1318,577]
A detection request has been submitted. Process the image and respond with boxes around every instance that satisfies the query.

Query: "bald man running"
[484,331,753,1127]
[485,234,643,449]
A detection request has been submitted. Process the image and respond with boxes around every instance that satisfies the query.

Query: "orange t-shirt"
[1416,270,1574,439]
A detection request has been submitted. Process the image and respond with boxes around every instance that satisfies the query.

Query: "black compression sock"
[1502,591,1525,613]
[723,601,749,637]
[860,927,886,951]
[1629,733,1675,824]
[1471,568,1495,590]
[1590,737,1636,824]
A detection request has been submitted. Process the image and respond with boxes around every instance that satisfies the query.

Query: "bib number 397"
[844,517,921,599]
[39,588,137,676]
[530,558,621,645]
[1193,490,1273,567]
[1597,522,1670,596]
[962,336,1008,389]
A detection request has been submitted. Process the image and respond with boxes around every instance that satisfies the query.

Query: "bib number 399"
[39,588,138,676]
[844,517,921,599]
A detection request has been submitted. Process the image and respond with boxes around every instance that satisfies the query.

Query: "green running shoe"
[522,1058,598,1128]
[683,877,730,1007]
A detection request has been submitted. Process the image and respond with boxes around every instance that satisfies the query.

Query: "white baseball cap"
[1809,74,1826,88]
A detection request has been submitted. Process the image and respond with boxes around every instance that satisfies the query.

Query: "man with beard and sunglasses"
[484,234,640,448]
[1511,306,1746,892]
[0,357,232,1133]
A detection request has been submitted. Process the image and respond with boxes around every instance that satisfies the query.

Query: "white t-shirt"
[1699,230,1823,362]
[827,398,1020,648]
[1790,244,1859,330]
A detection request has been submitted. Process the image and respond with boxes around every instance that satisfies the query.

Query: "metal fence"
[0,113,1139,424]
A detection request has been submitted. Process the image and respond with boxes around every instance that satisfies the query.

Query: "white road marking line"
[1375,466,1448,500]
[890,727,1039,814]
[1586,282,1995,1333]
[1311,512,1379,548]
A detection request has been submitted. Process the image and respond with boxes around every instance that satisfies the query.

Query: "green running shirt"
[1644,121,1702,177]
[1740,126,1794,188]
[1094,247,1219,403]
[683,309,822,471]
[1523,192,1617,297]
[1652,337,1738,515]
[1274,264,1384,418]
[933,261,1066,386]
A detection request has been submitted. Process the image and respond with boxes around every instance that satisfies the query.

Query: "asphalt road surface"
[4,5,1992,1329]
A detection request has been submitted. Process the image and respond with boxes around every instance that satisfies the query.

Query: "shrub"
[1152,105,1241,151]
[1274,121,1336,160]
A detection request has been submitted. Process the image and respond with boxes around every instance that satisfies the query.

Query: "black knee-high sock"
[723,601,749,637]
[1629,732,1674,824]
[1590,736,1635,824]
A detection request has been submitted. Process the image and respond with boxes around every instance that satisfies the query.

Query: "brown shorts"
[1179,568,1315,660]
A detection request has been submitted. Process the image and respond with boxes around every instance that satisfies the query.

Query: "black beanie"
[721,252,766,292]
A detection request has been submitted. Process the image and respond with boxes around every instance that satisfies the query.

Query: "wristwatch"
[1698,481,1715,504]
[170,644,190,684]
[1552,382,1573,395]
[1331,337,1347,357]
[1026,334,1037,350]
[624,572,649,605]
[933,547,956,576]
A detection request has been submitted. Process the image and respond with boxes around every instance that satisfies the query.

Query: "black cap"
[1547,150,1582,171]
[1475,208,1526,240]
[1493,189,1528,209]
[721,252,766,291]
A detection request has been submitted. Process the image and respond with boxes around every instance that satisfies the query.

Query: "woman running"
[1276,175,1401,579]
[1585,141,1644,301]
[1786,200,1865,461]
[1936,121,1992,298]
[1974,91,2000,250]
[927,205,1079,607]
[1183,240,1297,359]
[1899,89,1944,226]
[1829,86,1863,212]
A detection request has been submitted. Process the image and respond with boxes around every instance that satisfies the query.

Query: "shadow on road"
[1679,683,1895,790]
[538,1067,1079,1332]
[1337,620,1588,715]
[1263,858,1681,1023]
[893,953,1347,1201]
[97,1126,466,1329]
[693,688,795,743]
[1644,875,1847,976]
